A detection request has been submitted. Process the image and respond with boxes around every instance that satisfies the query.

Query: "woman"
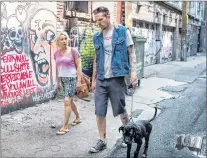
[54,31,82,135]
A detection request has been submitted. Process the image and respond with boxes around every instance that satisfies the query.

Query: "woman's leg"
[58,77,72,132]
[71,77,82,124]
[60,97,72,131]
[71,99,81,119]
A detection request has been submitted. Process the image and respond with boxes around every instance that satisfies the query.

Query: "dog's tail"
[148,107,157,122]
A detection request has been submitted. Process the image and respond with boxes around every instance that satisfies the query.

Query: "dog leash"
[128,84,135,122]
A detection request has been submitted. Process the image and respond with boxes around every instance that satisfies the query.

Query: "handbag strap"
[71,48,77,69]
[71,48,90,89]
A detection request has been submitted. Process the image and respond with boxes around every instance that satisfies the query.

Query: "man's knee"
[96,114,106,119]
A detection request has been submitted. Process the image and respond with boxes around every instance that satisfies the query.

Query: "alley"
[1,1,206,158]
[1,54,206,158]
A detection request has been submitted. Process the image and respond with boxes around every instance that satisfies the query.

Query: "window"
[163,15,166,23]
[145,23,149,29]
[169,15,172,22]
[65,1,88,13]
[133,20,136,27]
[156,12,159,18]
[189,1,194,8]
[139,22,143,28]
[151,24,154,30]
[198,2,201,11]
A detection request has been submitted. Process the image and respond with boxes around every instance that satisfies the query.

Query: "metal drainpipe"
[205,2,207,54]
[156,8,164,64]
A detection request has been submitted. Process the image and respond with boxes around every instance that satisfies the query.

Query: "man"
[89,6,137,153]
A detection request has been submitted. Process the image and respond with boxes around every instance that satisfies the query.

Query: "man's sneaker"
[121,141,127,148]
[89,139,107,153]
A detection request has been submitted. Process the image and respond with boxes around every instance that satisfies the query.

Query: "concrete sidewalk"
[2,54,206,157]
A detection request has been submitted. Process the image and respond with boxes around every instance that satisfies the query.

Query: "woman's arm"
[75,57,82,83]
[71,48,82,83]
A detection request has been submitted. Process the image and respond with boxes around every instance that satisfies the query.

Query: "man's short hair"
[93,6,110,16]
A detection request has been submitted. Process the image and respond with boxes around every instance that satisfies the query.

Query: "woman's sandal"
[56,129,69,135]
[71,118,82,126]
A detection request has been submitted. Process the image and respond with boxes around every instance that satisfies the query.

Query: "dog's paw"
[142,154,147,158]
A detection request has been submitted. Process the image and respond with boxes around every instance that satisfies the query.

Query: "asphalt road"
[109,65,206,158]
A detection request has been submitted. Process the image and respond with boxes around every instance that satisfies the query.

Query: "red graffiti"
[1,54,38,107]
[1,54,29,63]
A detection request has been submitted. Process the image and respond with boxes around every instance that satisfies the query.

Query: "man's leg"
[108,77,129,147]
[96,116,106,142]
[89,79,108,153]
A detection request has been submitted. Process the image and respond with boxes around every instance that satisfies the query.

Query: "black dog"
[119,107,157,158]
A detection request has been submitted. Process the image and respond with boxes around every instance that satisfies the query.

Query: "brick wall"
[56,1,68,32]
[116,2,122,24]
[113,2,118,24]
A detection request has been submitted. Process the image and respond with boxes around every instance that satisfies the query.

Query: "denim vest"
[93,24,130,80]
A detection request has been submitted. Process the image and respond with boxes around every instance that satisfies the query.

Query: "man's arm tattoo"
[127,45,137,75]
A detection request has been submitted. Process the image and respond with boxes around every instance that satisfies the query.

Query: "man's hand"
[92,80,96,93]
[130,73,138,88]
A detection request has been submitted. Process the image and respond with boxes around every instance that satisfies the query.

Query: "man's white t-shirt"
[103,27,134,78]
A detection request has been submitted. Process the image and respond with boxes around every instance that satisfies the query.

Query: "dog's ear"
[119,126,124,133]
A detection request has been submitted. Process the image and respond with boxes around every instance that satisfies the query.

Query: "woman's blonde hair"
[55,31,71,48]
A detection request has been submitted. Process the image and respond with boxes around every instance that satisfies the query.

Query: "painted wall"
[200,12,206,53]
[161,27,173,62]
[125,2,178,65]
[189,24,199,55]
[1,2,57,114]
[131,26,157,66]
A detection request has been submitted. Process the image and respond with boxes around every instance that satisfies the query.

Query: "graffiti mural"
[29,8,56,86]
[161,27,173,63]
[131,24,157,66]
[70,22,99,77]
[0,2,56,113]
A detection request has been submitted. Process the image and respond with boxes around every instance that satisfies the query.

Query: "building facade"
[123,1,205,66]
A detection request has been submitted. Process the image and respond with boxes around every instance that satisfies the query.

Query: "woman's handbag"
[71,48,90,99]
[76,74,90,99]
